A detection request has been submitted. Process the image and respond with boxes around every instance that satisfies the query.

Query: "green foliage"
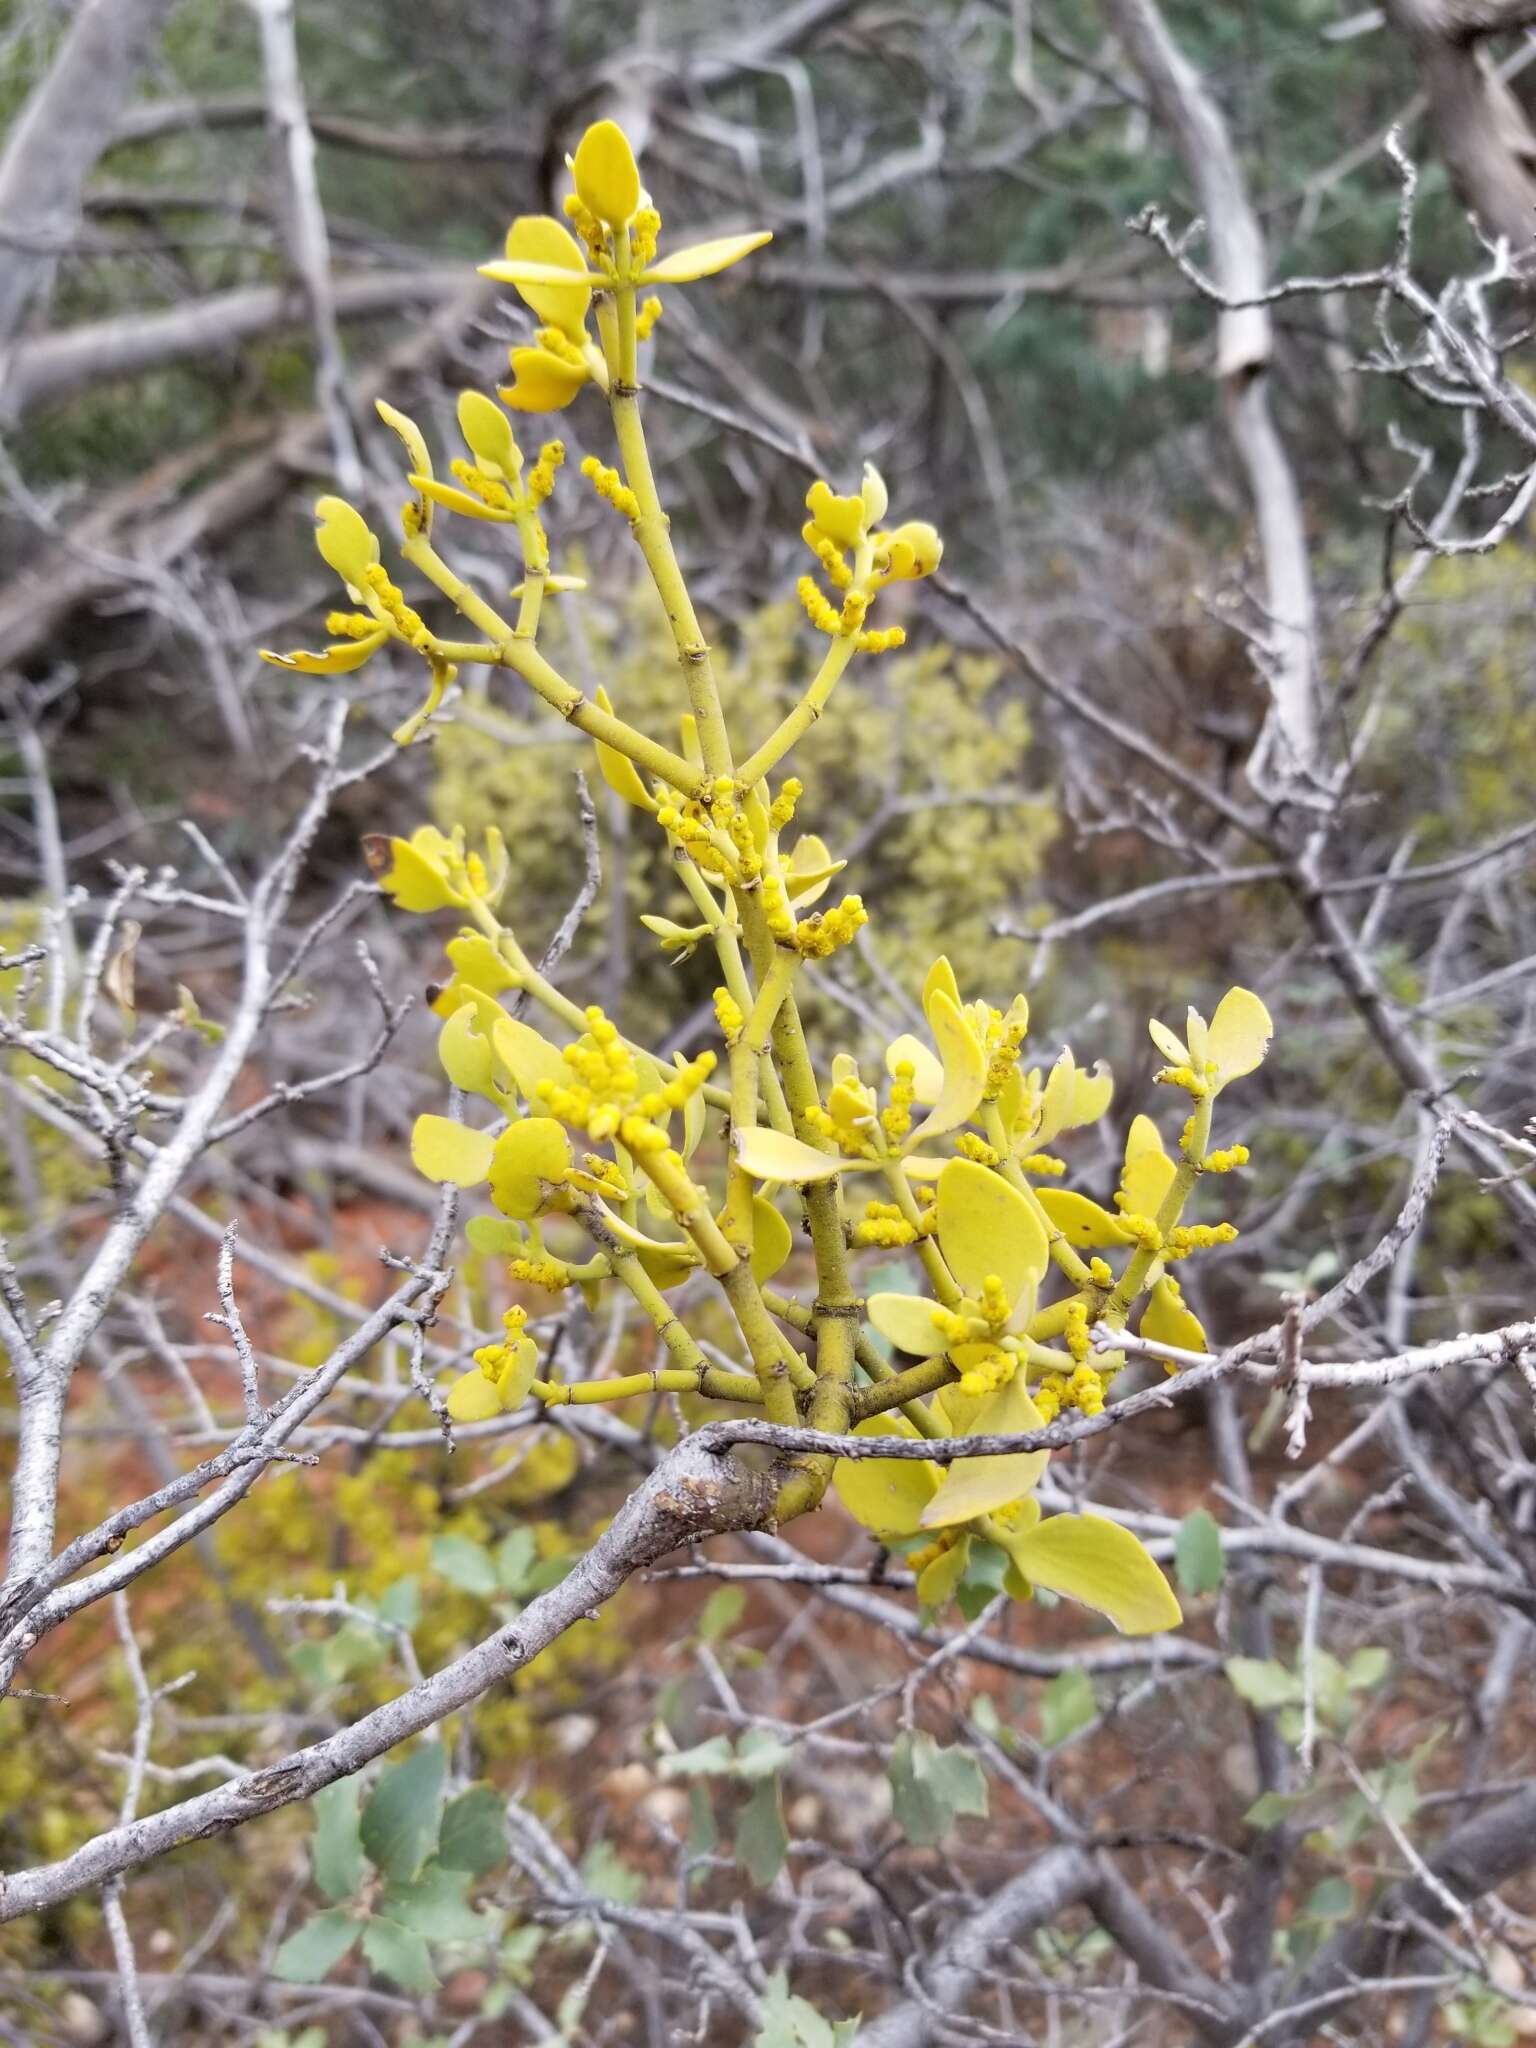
[755,1973,862,2047]
[1039,1667,1096,1748]
[1174,1508,1226,1598]
[276,1750,505,1992]
[887,1731,988,1847]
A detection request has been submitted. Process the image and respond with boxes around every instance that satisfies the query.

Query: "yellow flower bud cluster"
[1063,1299,1091,1363]
[450,457,516,515]
[881,1060,916,1144]
[1019,1152,1066,1178]
[631,206,661,269]
[709,778,763,882]
[803,1087,876,1160]
[535,322,588,369]
[579,1151,629,1201]
[857,625,906,654]
[797,574,843,637]
[1032,1359,1104,1422]
[1088,1257,1114,1287]
[905,1525,962,1575]
[1156,1062,1212,1099]
[979,1275,1011,1327]
[526,439,565,507]
[362,565,432,652]
[955,1133,1000,1167]
[714,987,745,1042]
[1118,1212,1164,1251]
[580,455,640,522]
[471,1303,530,1381]
[850,1201,918,1249]
[982,1006,1029,1100]
[561,190,608,263]
[1163,1221,1238,1261]
[509,1255,569,1292]
[790,893,867,960]
[801,524,853,591]
[958,1344,1016,1398]
[1204,1144,1249,1174]
[656,798,732,877]
[326,611,378,640]
[768,778,803,833]
[635,295,663,341]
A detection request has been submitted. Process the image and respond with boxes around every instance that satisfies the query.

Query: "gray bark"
[0,0,179,353]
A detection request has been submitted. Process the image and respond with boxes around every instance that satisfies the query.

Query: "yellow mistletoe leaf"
[438,1002,497,1098]
[494,1336,539,1409]
[1118,1114,1175,1219]
[805,479,865,551]
[411,1114,494,1188]
[573,118,640,228]
[637,1242,701,1292]
[488,1117,573,1219]
[457,389,519,478]
[491,215,592,335]
[643,230,772,282]
[1036,1188,1134,1249]
[369,829,463,912]
[1071,1062,1114,1129]
[920,1375,1050,1529]
[917,1536,971,1610]
[910,989,986,1144]
[885,1032,944,1106]
[832,1413,940,1539]
[1008,1514,1182,1635]
[313,495,378,591]
[499,347,590,414]
[1148,1017,1187,1066]
[881,519,943,578]
[935,1158,1049,1304]
[410,475,514,523]
[923,955,962,1016]
[732,1127,854,1184]
[491,1016,568,1103]
[749,1195,794,1285]
[1141,1277,1207,1358]
[1207,986,1273,1088]
[868,1293,951,1357]
[677,1054,707,1161]
[446,1367,504,1423]
[376,397,431,479]
[591,686,656,810]
[260,630,387,674]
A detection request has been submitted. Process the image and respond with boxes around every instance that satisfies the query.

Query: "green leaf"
[754,1971,862,2047]
[311,1778,366,1903]
[1174,1509,1226,1597]
[580,1840,644,1904]
[1345,1645,1391,1691]
[1244,1790,1309,1829]
[1225,1657,1302,1711]
[697,1585,746,1643]
[736,1773,788,1888]
[437,1786,508,1877]
[1300,1876,1355,1923]
[493,1526,540,1596]
[361,1915,437,1992]
[735,1729,792,1781]
[1040,1667,1096,1748]
[1010,1514,1182,1635]
[661,1735,737,1779]
[377,1576,420,1629]
[379,1862,490,1942]
[359,1744,446,1884]
[954,1537,1010,1623]
[430,1534,500,1599]
[271,1908,360,1983]
[888,1731,987,1848]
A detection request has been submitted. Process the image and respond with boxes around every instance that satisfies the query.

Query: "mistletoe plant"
[264,118,1272,1639]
